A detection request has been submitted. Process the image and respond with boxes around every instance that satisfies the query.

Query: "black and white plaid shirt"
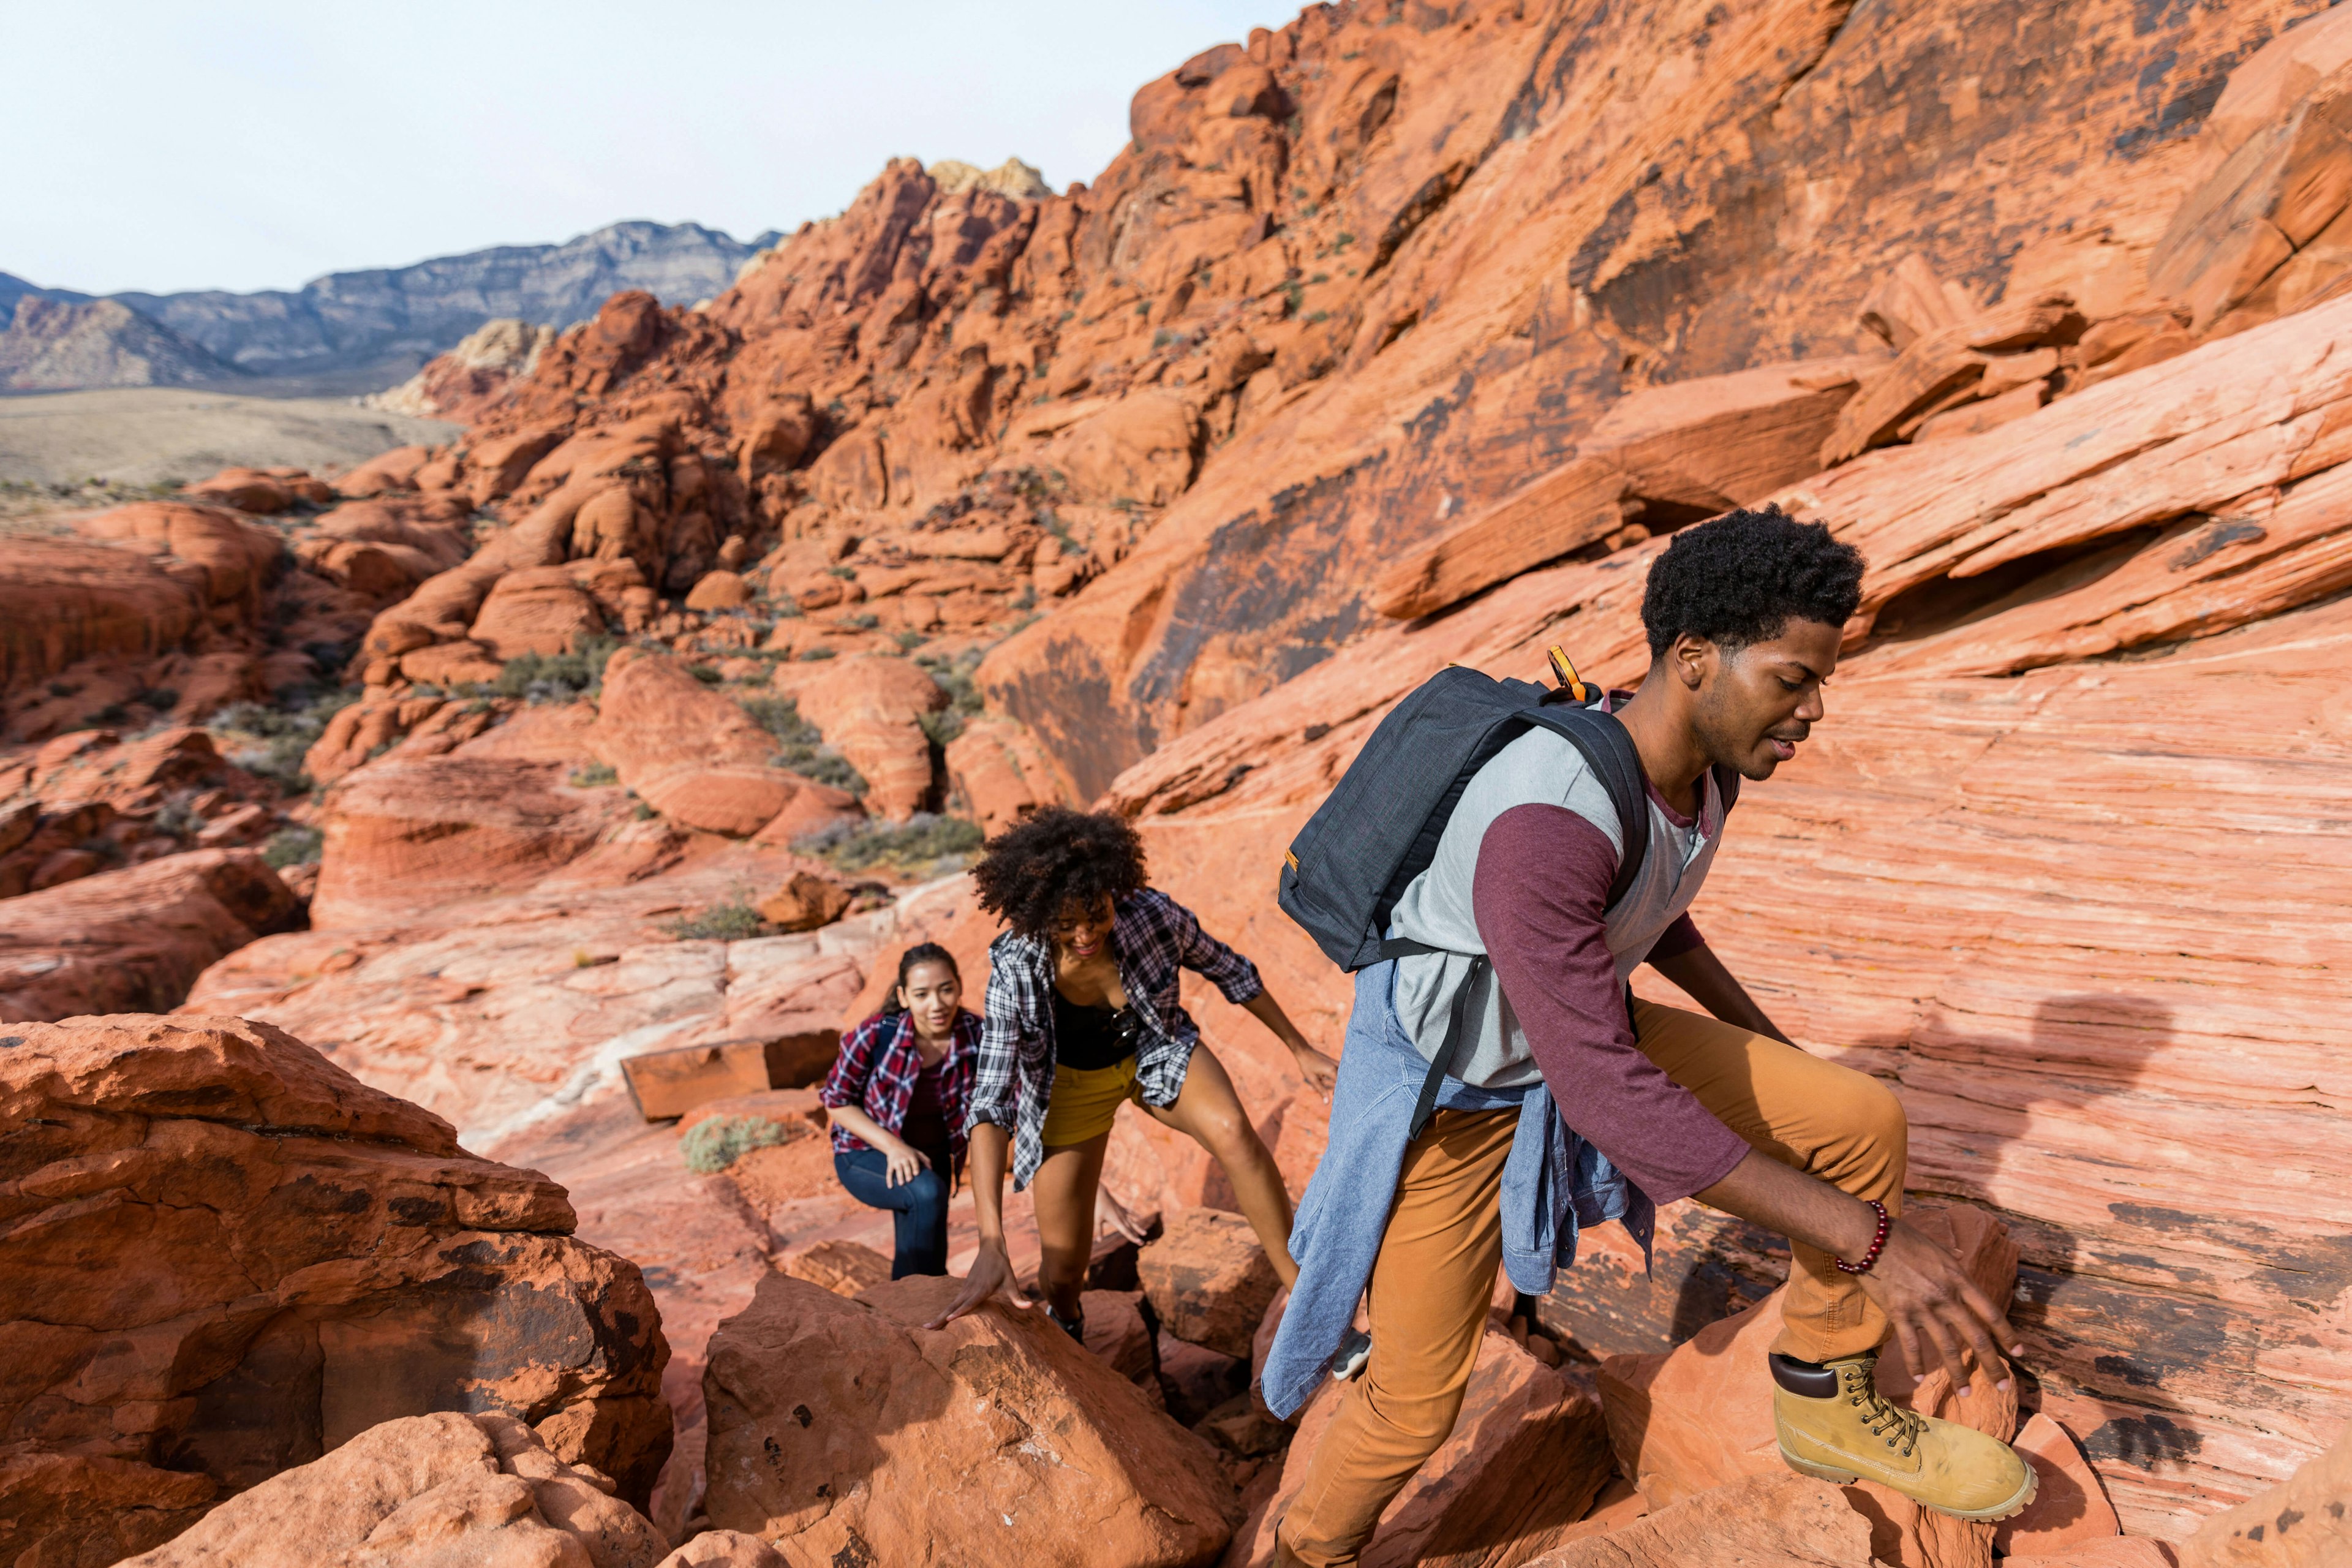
[970,888,1264,1190]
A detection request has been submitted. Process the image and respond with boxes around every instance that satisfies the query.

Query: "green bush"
[680,1115,790,1174]
[796,813,984,877]
[659,900,769,941]
[209,688,361,796]
[261,825,324,869]
[738,696,868,795]
[569,762,620,788]
[485,635,619,703]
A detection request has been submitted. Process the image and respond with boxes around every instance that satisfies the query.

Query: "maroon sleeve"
[1472,804,1751,1204]
[1647,913,1707,963]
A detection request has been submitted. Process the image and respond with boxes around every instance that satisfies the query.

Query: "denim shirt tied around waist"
[1260,959,1655,1420]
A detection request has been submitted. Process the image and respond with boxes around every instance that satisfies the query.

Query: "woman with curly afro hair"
[927,805,1336,1341]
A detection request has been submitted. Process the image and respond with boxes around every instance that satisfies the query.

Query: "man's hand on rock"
[1856,1218,2026,1395]
[925,1236,1028,1329]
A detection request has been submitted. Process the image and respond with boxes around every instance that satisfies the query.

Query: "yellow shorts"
[1040,1057,1144,1148]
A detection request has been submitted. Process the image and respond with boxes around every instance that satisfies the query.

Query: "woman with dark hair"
[820,942,980,1279]
[929,807,1340,1341]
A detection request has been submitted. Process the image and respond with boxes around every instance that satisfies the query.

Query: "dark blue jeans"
[834,1145,954,1278]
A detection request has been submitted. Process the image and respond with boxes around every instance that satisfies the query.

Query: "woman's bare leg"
[1146,1046,1300,1288]
[1030,1133,1112,1319]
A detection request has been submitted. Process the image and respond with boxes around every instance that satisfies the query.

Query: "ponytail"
[880,942,960,1016]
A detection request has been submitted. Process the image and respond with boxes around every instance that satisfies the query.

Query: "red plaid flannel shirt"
[819,1006,981,1167]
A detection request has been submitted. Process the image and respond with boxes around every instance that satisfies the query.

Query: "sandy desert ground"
[0,385,454,486]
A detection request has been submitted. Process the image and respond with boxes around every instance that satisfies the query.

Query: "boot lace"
[1842,1362,1924,1458]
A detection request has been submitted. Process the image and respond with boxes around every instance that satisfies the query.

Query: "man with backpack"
[1264,507,2035,1566]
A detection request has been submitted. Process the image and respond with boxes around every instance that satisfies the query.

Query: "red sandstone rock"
[1371,356,1878,621]
[782,1238,892,1297]
[1224,1322,1613,1567]
[2177,1417,2352,1566]
[1520,1471,1876,1568]
[115,1411,667,1568]
[1085,1288,1161,1386]
[472,564,608,660]
[0,1017,671,1563]
[772,654,947,821]
[590,646,862,837]
[311,755,627,929]
[657,1531,788,1568]
[1140,1208,1281,1361]
[684,570,752,611]
[2008,1543,2176,1568]
[336,443,436,496]
[0,848,300,1020]
[1999,1414,2125,1559]
[755,869,853,932]
[703,1273,1240,1564]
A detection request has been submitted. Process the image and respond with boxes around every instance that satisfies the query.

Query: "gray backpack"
[1276,648,1737,1131]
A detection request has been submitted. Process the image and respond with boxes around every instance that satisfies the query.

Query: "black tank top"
[1051,987,1133,1072]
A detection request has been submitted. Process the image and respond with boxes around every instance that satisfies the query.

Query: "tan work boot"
[1770,1352,2037,1520]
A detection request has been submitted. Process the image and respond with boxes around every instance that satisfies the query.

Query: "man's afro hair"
[1639,505,1866,658]
[970,805,1148,940]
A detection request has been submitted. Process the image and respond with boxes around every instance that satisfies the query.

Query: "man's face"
[1689,619,1843,780]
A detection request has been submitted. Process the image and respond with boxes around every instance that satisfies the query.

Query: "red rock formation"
[184,465,335,514]
[2176,1417,2351,1564]
[113,1411,667,1568]
[1223,1321,1614,1567]
[1140,1208,1281,1361]
[1520,1472,1877,1568]
[369,319,559,424]
[1096,286,2352,1538]
[0,1016,671,1564]
[702,1273,1241,1565]
[0,849,299,1021]
[0,725,291,899]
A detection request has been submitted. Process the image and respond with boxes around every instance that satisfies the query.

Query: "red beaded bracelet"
[1834,1199,1891,1275]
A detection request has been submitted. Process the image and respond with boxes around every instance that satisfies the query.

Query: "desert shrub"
[689,664,723,685]
[680,1115,789,1174]
[569,762,620,787]
[660,899,768,941]
[739,696,867,794]
[132,687,179,712]
[796,812,983,878]
[261,825,324,869]
[486,635,619,703]
[797,646,838,662]
[209,688,360,796]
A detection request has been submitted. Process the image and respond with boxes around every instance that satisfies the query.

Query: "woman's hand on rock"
[1097,1182,1152,1245]
[926,1237,1027,1329]
[1291,1041,1339,1099]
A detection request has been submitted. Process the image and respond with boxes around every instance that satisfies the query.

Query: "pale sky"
[2,0,1286,296]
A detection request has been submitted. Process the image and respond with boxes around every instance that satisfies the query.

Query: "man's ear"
[1672,633,1714,691]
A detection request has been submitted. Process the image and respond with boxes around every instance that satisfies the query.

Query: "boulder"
[1596,1202,2020,1568]
[1140,1208,1281,1360]
[756,870,853,932]
[1160,1330,1251,1425]
[115,1411,668,1568]
[772,655,948,821]
[780,1239,892,1297]
[944,714,1074,834]
[2177,1417,2352,1566]
[1223,1323,1614,1567]
[0,1016,671,1566]
[335,443,435,496]
[1085,1287,1161,1385]
[1520,1471,1876,1568]
[472,565,608,660]
[657,1531,789,1567]
[0,848,300,1022]
[685,570,753,611]
[592,647,861,838]
[1055,391,1200,506]
[311,755,624,929]
[1997,1414,2124,1559]
[702,1273,1240,1565]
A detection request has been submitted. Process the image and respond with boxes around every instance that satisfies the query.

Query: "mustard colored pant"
[1278,998,1907,1567]
[1039,1056,1143,1148]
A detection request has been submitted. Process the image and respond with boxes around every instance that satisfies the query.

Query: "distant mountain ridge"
[2,219,782,394]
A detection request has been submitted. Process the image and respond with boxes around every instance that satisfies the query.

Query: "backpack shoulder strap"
[1521,705,1651,911]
